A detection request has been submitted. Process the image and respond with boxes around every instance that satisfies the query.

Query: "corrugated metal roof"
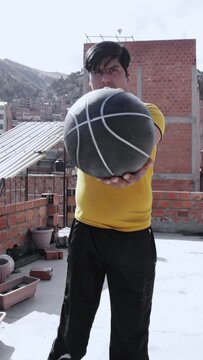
[0,121,64,180]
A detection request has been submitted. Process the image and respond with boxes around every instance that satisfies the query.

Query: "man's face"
[88,57,129,91]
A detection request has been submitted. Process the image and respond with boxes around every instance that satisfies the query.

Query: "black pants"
[48,220,157,360]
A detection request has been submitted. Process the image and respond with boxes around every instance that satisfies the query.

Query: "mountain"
[2,58,202,103]
[47,71,83,105]
[0,58,68,102]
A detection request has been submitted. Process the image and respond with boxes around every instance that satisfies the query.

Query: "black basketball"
[64,87,155,178]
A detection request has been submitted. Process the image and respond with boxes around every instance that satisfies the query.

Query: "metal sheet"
[0,121,64,179]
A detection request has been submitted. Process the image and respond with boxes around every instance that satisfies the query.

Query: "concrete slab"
[0,233,203,360]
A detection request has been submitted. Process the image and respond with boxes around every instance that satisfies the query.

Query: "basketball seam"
[100,94,151,159]
[86,96,114,176]
[66,111,152,137]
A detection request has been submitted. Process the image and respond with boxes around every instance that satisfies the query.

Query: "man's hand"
[97,158,154,188]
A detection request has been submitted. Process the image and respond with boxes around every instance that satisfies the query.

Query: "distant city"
[0,58,83,135]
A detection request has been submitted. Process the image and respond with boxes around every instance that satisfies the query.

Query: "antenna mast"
[85,30,134,43]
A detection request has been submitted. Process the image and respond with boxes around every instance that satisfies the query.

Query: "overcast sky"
[1,0,203,74]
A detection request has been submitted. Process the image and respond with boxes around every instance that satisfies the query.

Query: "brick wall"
[0,188,202,253]
[152,190,203,233]
[125,40,196,115]
[84,39,200,191]
[0,193,61,253]
[65,190,203,234]
[0,198,48,253]
[1,174,203,237]
[0,174,78,229]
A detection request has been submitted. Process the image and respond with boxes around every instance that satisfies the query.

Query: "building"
[84,39,201,191]
[0,101,12,134]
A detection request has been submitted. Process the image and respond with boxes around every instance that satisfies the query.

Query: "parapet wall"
[152,190,203,233]
[0,190,202,253]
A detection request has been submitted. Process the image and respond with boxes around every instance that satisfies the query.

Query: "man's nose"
[101,73,111,84]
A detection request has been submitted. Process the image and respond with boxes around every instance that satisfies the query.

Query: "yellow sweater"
[75,103,165,232]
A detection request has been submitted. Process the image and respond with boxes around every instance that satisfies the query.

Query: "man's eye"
[94,69,102,75]
[109,68,117,74]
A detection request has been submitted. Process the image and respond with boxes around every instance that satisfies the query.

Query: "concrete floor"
[0,232,203,360]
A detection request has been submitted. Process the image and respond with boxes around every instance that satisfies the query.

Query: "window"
[67,189,76,196]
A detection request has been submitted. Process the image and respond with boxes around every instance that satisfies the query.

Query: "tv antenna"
[85,32,134,43]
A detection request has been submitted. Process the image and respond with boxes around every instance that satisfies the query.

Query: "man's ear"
[88,79,93,90]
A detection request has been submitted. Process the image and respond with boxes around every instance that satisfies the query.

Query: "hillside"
[47,71,83,105]
[0,58,203,103]
[0,59,69,102]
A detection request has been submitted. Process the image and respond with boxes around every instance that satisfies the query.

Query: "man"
[48,41,165,360]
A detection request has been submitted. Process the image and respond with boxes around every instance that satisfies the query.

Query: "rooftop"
[1,232,203,360]
[0,121,64,180]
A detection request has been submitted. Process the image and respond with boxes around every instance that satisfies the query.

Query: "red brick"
[165,192,178,200]
[68,196,75,205]
[190,210,203,221]
[5,204,16,214]
[16,202,26,211]
[16,212,26,223]
[152,208,165,217]
[182,201,194,209]
[0,216,7,229]
[177,192,191,200]
[33,208,40,218]
[152,199,158,208]
[157,200,171,208]
[33,198,47,208]
[27,220,35,228]
[26,201,34,209]
[30,266,53,280]
[17,223,28,234]
[152,191,164,200]
[172,201,183,209]
[196,202,203,210]
[26,209,34,221]
[7,227,18,239]
[8,214,17,226]
[191,193,203,200]
[47,205,58,215]
[0,230,7,242]
[164,209,177,218]
[177,210,189,218]
[44,249,63,260]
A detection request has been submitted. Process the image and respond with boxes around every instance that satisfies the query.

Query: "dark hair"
[84,41,131,75]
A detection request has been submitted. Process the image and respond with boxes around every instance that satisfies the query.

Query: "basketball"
[64,87,155,178]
